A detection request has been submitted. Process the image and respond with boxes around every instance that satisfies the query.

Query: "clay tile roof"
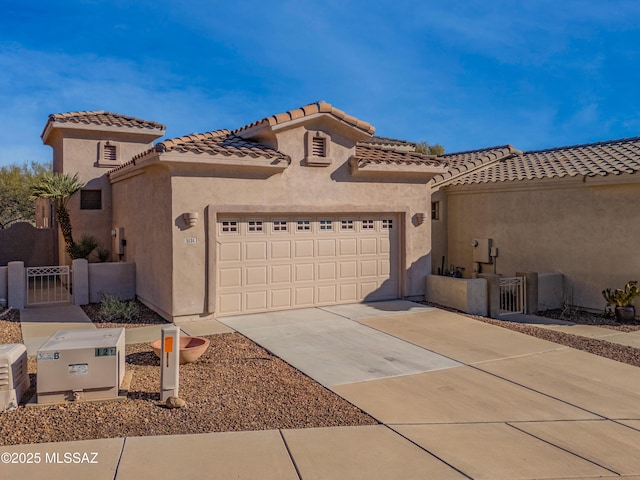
[353,144,443,167]
[46,110,166,131]
[445,137,640,186]
[234,101,376,136]
[359,136,417,149]
[132,129,290,162]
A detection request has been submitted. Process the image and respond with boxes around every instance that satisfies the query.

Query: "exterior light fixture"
[182,212,199,228]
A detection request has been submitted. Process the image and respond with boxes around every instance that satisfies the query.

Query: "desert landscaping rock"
[166,397,186,409]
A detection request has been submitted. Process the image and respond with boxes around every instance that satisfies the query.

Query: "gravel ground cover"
[0,304,376,446]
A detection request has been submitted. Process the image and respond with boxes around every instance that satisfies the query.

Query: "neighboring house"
[431,138,640,312]
[41,102,446,321]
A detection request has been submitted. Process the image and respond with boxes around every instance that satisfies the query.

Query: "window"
[340,220,354,230]
[80,190,102,210]
[382,219,393,229]
[248,221,263,232]
[221,221,238,233]
[273,220,288,232]
[362,219,374,230]
[431,201,440,220]
[296,220,311,231]
[319,220,333,231]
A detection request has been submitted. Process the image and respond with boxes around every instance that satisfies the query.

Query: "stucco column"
[8,261,25,309]
[477,273,500,318]
[72,259,89,305]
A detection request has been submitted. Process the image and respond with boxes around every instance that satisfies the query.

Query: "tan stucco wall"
[120,117,435,320]
[44,128,158,264]
[443,175,640,311]
[111,166,173,318]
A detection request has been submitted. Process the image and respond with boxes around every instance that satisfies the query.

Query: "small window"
[341,220,354,230]
[362,219,374,230]
[382,219,393,229]
[273,220,288,232]
[248,221,263,232]
[80,190,102,210]
[319,220,333,231]
[431,202,440,220]
[296,220,311,231]
[221,221,238,233]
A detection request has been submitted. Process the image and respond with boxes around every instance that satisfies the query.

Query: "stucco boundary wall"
[0,266,7,305]
[538,272,565,311]
[425,274,488,316]
[72,260,136,305]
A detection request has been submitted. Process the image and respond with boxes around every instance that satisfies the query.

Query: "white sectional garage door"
[216,215,400,316]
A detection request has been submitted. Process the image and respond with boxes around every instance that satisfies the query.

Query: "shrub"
[602,281,640,307]
[99,294,140,322]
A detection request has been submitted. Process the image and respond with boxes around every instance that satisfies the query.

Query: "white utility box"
[37,328,125,404]
[0,343,29,411]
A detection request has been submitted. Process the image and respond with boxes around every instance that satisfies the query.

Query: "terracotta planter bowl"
[151,336,210,364]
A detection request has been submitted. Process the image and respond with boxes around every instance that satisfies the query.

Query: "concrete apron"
[218,301,461,387]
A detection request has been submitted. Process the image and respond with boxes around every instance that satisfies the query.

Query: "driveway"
[220,300,640,479]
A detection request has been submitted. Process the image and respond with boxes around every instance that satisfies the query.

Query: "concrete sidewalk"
[5,301,640,479]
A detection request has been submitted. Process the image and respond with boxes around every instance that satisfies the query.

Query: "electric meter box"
[37,328,125,404]
[0,343,29,411]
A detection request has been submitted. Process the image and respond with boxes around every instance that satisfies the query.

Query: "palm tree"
[30,172,85,256]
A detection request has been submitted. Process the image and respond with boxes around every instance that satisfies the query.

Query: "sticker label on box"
[68,364,89,376]
[38,352,60,361]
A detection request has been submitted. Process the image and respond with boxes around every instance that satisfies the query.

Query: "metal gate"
[26,266,71,306]
[498,276,525,316]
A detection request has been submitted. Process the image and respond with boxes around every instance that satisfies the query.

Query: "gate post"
[8,261,25,309]
[477,273,500,318]
[516,271,538,315]
[72,259,89,305]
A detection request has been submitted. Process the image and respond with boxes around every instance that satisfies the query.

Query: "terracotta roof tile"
[353,145,443,167]
[359,136,417,149]
[234,101,376,136]
[46,110,165,131]
[446,137,640,186]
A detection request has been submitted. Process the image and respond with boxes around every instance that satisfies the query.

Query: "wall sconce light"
[415,212,427,225]
[182,212,199,228]
[111,229,117,237]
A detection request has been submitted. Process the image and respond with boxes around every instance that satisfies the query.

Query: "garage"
[216,214,400,315]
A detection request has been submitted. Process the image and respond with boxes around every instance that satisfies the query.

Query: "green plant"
[602,281,640,307]
[67,234,99,260]
[95,247,110,262]
[99,294,140,322]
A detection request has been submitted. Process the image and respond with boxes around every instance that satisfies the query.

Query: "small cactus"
[602,281,640,307]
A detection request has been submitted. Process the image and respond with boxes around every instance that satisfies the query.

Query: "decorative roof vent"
[305,131,331,166]
[98,140,119,167]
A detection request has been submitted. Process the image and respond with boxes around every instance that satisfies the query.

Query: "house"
[430,138,640,312]
[41,102,446,321]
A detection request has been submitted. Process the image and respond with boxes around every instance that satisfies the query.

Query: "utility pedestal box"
[0,343,29,410]
[37,328,125,404]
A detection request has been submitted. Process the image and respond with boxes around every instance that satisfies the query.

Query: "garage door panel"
[245,241,267,261]
[245,291,268,311]
[217,215,399,315]
[219,267,242,288]
[219,243,242,262]
[295,263,314,282]
[317,239,336,256]
[271,264,291,284]
[294,239,314,258]
[318,262,337,280]
[317,285,337,303]
[270,240,291,259]
[339,238,357,255]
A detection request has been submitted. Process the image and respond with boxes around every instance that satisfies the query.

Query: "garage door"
[216,215,400,316]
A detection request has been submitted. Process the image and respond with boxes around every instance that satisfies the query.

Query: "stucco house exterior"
[41,102,446,321]
[430,138,640,312]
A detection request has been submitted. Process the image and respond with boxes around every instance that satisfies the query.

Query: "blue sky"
[1,0,639,167]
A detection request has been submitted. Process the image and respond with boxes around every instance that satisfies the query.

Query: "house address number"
[185,237,197,245]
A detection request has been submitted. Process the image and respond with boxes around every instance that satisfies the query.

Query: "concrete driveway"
[220,301,640,479]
